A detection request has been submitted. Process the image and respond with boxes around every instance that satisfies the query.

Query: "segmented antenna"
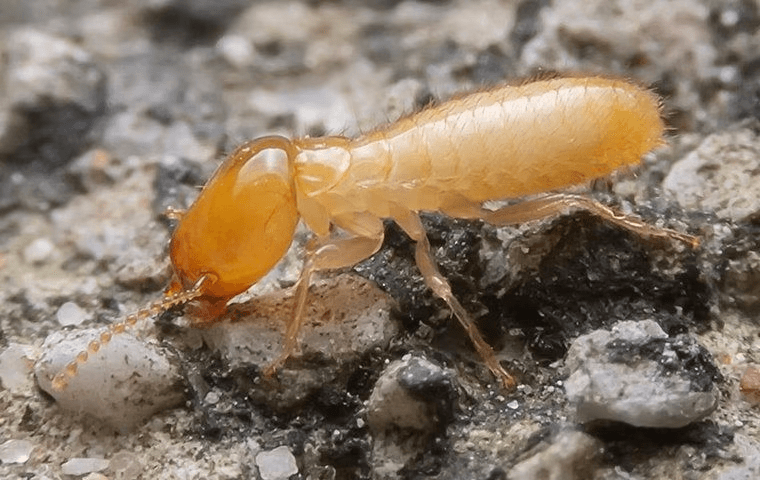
[51,275,210,391]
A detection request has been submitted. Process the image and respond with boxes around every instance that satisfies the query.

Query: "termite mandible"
[52,76,698,391]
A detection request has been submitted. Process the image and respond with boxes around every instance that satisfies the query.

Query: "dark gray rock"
[1,27,106,210]
[367,355,457,478]
[564,320,720,428]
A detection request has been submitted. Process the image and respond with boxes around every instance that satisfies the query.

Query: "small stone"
[663,127,760,222]
[6,28,105,113]
[255,446,298,480]
[1,27,106,213]
[739,365,760,403]
[709,434,760,480]
[204,390,220,404]
[56,302,90,327]
[109,451,142,480]
[368,356,455,433]
[369,361,435,432]
[217,34,255,69]
[564,320,720,428]
[60,457,110,476]
[67,149,118,192]
[0,343,36,392]
[367,355,458,478]
[201,275,397,410]
[0,439,34,464]
[22,237,54,264]
[83,474,109,480]
[247,86,353,134]
[35,329,185,430]
[508,430,601,480]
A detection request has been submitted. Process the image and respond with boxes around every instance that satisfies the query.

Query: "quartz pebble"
[22,237,54,264]
[61,457,110,476]
[56,301,90,326]
[0,439,34,464]
[0,343,36,392]
[255,446,298,480]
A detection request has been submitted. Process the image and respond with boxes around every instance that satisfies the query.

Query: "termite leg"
[164,206,186,221]
[263,224,384,376]
[444,193,698,247]
[390,205,516,390]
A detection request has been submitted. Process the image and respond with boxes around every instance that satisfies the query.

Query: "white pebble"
[56,301,89,326]
[0,439,34,464]
[0,344,36,392]
[22,237,54,264]
[256,446,298,480]
[217,34,254,69]
[61,457,110,476]
[35,329,185,430]
[83,474,108,480]
[109,451,142,479]
[204,390,220,404]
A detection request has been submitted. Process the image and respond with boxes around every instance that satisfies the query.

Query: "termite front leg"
[164,206,185,221]
[390,206,516,390]
[263,219,385,376]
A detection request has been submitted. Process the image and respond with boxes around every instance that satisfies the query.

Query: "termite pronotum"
[52,76,698,391]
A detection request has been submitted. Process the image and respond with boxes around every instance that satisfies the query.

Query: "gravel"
[2,0,760,478]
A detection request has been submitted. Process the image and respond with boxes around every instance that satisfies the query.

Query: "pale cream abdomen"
[340,77,664,215]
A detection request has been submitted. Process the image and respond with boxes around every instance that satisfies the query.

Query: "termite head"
[51,137,301,391]
[168,136,300,316]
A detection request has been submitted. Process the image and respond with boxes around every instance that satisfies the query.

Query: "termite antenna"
[51,275,210,391]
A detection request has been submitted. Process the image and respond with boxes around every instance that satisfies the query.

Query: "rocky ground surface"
[1,0,760,479]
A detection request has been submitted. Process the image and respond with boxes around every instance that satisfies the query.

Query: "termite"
[52,76,698,392]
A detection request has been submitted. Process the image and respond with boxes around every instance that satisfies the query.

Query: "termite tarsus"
[52,76,698,391]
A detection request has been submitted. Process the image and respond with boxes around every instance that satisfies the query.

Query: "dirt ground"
[2,0,760,479]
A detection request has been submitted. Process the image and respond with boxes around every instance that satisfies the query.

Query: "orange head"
[168,136,300,317]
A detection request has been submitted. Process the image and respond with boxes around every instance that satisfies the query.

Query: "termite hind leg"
[444,193,698,247]
[263,222,385,377]
[390,206,516,390]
